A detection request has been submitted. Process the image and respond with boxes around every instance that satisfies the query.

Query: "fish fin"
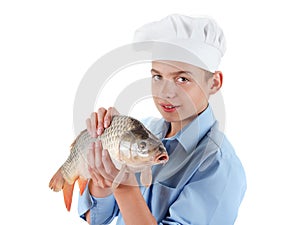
[140,166,152,188]
[78,177,88,195]
[63,182,75,211]
[70,129,88,150]
[112,164,126,190]
[49,167,65,192]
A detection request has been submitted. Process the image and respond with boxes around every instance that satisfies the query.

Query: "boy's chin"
[164,113,199,123]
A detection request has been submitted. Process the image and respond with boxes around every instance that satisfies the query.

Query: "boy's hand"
[86,107,120,138]
[87,141,119,195]
[85,107,121,195]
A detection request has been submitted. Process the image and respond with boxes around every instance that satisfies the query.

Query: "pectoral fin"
[140,166,152,188]
[112,164,127,190]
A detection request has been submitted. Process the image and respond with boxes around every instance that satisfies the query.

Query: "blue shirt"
[78,106,247,225]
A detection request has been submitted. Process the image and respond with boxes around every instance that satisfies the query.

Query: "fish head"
[118,124,169,168]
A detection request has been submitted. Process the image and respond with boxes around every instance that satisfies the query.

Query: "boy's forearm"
[114,185,157,225]
[83,180,115,224]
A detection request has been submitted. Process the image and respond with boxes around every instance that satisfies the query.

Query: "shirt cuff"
[78,184,116,224]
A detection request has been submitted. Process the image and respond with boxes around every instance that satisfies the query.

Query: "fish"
[49,115,169,211]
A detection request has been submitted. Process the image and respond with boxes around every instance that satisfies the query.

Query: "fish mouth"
[154,153,169,163]
[154,146,169,164]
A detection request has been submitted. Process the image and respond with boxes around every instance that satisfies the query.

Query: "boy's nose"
[160,80,176,99]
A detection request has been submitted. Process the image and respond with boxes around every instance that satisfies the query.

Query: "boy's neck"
[165,104,209,138]
[166,115,197,138]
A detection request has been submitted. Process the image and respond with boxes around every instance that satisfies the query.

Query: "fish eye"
[136,141,149,157]
[138,141,147,150]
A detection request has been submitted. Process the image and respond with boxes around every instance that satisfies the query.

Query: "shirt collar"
[161,105,216,153]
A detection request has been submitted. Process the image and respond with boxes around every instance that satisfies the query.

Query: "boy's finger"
[104,107,120,128]
[86,118,92,136]
[104,108,112,128]
[97,107,107,135]
[102,149,118,178]
[90,112,98,137]
[87,142,95,169]
[94,141,103,172]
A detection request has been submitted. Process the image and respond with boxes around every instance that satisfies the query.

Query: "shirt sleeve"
[78,184,119,225]
[159,151,246,225]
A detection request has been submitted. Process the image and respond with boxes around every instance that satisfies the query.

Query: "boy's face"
[151,60,213,125]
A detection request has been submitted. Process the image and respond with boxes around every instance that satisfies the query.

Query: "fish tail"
[63,182,75,211]
[49,167,65,192]
[49,167,78,211]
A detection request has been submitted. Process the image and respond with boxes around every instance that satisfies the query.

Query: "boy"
[78,14,246,225]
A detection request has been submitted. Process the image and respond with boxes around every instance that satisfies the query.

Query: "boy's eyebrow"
[151,68,193,76]
[171,70,193,76]
[151,68,161,74]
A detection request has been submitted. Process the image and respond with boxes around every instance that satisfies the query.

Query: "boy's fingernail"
[104,120,109,128]
[97,127,103,135]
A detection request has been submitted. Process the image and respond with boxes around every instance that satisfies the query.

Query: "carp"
[49,115,168,211]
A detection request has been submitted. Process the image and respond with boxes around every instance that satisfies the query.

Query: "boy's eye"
[176,77,189,83]
[152,75,162,81]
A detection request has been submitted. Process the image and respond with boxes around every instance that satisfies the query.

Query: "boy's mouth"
[160,103,179,112]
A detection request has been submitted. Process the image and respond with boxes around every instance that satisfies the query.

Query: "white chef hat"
[133,14,226,72]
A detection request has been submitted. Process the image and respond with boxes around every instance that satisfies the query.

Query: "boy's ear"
[209,71,223,94]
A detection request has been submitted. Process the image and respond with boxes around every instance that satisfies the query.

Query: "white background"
[1,0,299,224]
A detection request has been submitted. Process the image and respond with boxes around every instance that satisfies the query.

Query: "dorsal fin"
[70,129,89,150]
